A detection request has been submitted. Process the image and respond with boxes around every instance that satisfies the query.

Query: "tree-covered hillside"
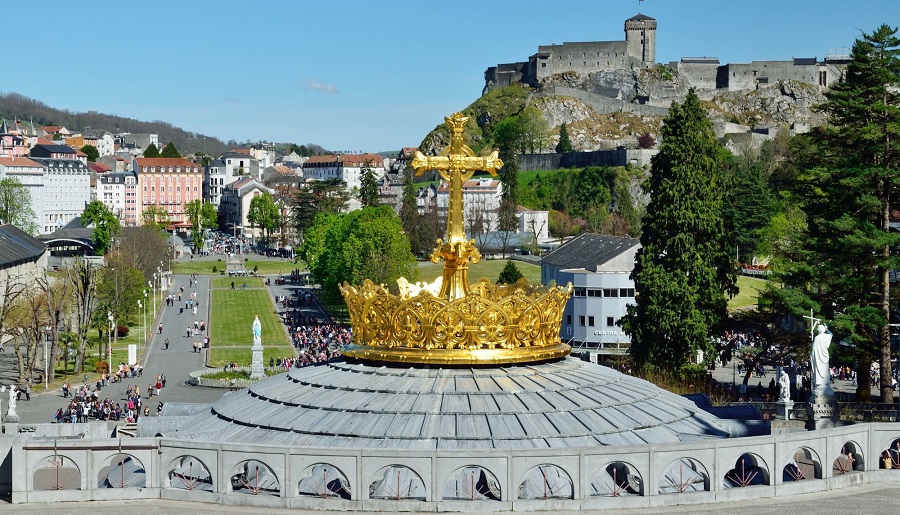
[0,92,229,156]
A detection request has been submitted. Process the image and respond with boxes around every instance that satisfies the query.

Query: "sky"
[3,0,898,152]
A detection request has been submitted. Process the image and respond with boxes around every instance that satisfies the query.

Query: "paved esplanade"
[2,482,898,513]
[10,267,225,424]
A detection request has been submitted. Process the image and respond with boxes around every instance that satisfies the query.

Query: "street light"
[107,311,114,375]
[44,325,51,391]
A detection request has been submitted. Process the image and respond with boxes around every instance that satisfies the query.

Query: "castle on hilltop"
[484,13,850,96]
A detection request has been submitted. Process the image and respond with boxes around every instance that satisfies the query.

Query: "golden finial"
[340,112,571,365]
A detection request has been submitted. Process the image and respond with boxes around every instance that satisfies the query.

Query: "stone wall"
[5,423,900,510]
[540,86,670,117]
[518,149,656,171]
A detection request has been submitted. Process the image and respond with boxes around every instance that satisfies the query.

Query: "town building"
[0,224,48,305]
[541,233,639,355]
[435,177,503,236]
[98,171,139,225]
[28,158,92,234]
[134,157,203,230]
[0,157,43,231]
[219,177,273,241]
[0,119,28,157]
[29,143,77,160]
[301,154,384,196]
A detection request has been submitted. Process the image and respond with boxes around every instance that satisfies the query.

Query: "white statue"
[811,324,834,396]
[252,315,262,343]
[778,369,791,402]
[3,386,15,417]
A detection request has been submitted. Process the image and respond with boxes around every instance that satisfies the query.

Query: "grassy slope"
[417,260,541,286]
[729,275,767,310]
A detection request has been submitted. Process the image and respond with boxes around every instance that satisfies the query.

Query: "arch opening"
[97,453,146,488]
[783,447,821,481]
[369,465,426,501]
[443,465,501,501]
[230,460,280,496]
[297,463,351,500]
[517,464,573,500]
[658,458,708,494]
[833,441,864,474]
[724,453,768,488]
[591,461,642,497]
[167,455,213,492]
[33,454,81,491]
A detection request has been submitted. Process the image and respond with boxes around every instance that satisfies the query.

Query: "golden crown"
[338,112,572,365]
[339,278,572,365]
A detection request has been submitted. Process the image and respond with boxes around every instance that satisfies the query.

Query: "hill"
[0,92,230,156]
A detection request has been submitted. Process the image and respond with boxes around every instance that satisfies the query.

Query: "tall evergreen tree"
[620,90,737,372]
[555,122,573,153]
[769,25,900,402]
[398,166,422,255]
[143,143,160,158]
[358,161,380,207]
[160,142,181,158]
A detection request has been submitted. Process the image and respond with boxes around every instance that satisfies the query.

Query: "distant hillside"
[0,92,230,156]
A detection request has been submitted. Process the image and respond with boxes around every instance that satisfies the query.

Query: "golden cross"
[410,112,504,300]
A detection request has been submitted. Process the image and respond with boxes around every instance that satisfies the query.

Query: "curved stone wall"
[10,423,900,510]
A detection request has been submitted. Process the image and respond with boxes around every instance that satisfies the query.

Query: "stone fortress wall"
[484,14,849,104]
[4,421,900,511]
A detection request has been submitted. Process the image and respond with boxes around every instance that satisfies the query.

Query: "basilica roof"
[144,357,729,449]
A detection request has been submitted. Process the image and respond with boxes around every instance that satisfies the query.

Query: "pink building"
[134,158,204,229]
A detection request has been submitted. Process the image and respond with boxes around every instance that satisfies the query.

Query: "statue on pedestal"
[1,386,12,418]
[252,315,262,344]
[250,315,265,379]
[779,369,791,403]
[811,324,834,397]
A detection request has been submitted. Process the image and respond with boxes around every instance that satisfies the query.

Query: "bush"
[116,325,129,337]
[95,360,109,373]
[212,265,218,273]
[253,264,259,273]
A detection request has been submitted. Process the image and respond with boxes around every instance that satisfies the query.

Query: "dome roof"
[155,357,729,450]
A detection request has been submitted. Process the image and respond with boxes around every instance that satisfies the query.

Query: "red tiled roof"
[88,162,110,173]
[41,125,61,133]
[0,157,43,168]
[135,158,201,169]
[303,153,384,167]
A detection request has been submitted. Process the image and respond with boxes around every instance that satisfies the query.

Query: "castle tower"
[625,13,656,65]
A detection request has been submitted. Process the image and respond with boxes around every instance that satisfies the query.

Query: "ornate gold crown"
[338,112,572,365]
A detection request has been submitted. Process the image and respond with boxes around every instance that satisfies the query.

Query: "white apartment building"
[97,171,139,225]
[28,158,92,234]
[301,154,385,195]
[0,157,43,230]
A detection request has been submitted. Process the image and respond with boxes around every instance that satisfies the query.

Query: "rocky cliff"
[419,64,829,156]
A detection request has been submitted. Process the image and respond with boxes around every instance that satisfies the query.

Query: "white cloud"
[303,78,339,94]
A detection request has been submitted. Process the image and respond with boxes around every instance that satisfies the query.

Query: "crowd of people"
[54,379,165,424]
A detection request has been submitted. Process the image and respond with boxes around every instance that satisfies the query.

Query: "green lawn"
[417,259,542,285]
[728,275,767,310]
[173,259,303,276]
[208,280,293,366]
[212,276,264,290]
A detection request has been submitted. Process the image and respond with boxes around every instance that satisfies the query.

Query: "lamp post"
[44,325,51,391]
[107,311,114,374]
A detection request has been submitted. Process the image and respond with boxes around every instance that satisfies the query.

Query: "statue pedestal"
[5,414,19,434]
[777,399,794,420]
[805,392,840,430]
[250,338,265,379]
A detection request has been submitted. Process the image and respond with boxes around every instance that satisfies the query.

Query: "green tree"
[620,90,737,372]
[766,25,900,402]
[160,141,181,158]
[185,200,219,251]
[0,177,38,234]
[80,144,100,162]
[359,161,380,207]
[723,149,778,262]
[555,122,573,153]
[248,192,280,244]
[518,106,551,153]
[81,200,121,255]
[302,206,417,301]
[143,143,160,158]
[497,260,524,284]
[493,116,524,154]
[141,205,170,231]
[398,166,424,255]
[293,178,349,241]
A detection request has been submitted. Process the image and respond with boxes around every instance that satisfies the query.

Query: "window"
[620,288,635,297]
[606,317,615,327]
[574,288,586,297]
[566,314,572,325]
[588,289,601,297]
[603,289,618,297]
[579,316,585,327]
[588,316,595,327]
